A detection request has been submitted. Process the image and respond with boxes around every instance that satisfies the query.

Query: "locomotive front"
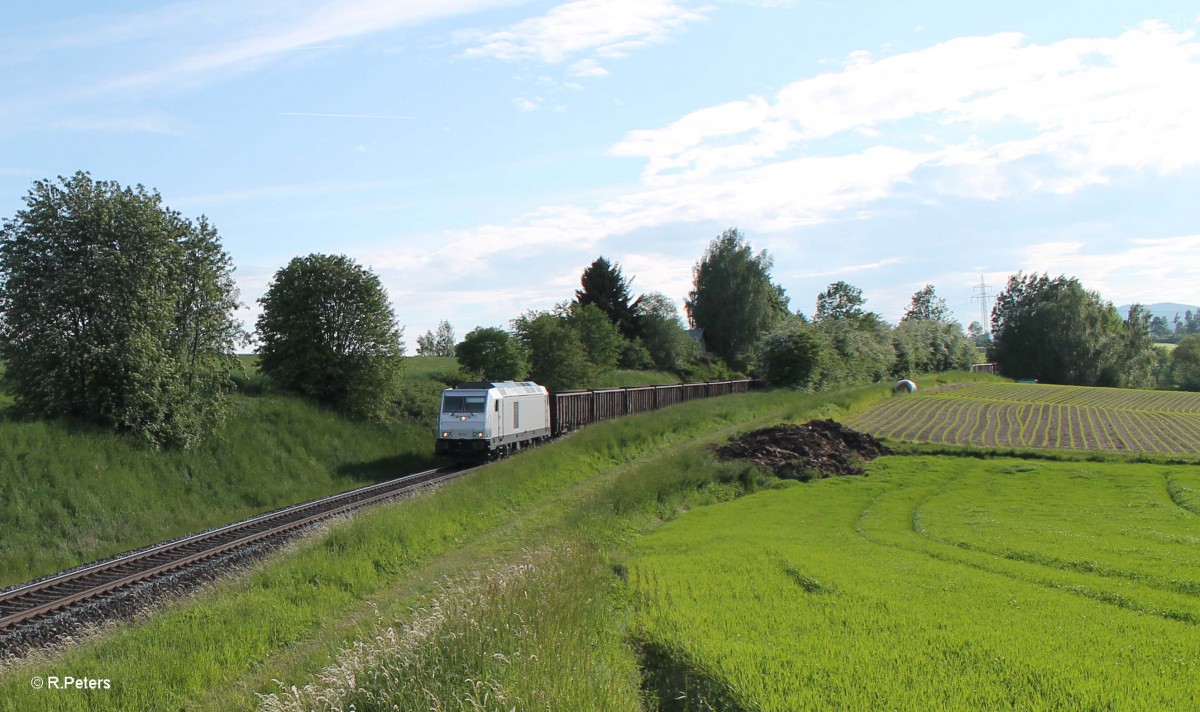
[436,387,494,456]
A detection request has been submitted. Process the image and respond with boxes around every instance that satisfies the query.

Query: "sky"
[2,1,1198,349]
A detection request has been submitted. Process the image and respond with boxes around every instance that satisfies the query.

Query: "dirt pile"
[714,419,891,480]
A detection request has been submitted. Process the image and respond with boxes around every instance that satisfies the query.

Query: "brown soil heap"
[714,419,891,480]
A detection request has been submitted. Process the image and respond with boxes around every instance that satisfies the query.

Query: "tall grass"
[630,456,1200,710]
[260,545,641,712]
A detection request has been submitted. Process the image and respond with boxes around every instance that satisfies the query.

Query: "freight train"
[436,379,754,459]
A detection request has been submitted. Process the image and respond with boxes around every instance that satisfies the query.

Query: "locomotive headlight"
[459,415,467,421]
[441,431,450,438]
[475,432,484,438]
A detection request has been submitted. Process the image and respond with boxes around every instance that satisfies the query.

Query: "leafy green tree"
[685,228,788,368]
[636,292,699,374]
[619,339,655,370]
[815,281,866,322]
[814,314,896,388]
[903,284,952,323]
[256,254,404,419]
[456,327,526,381]
[1149,315,1173,341]
[416,320,456,357]
[0,172,242,448]
[511,311,590,391]
[989,273,1130,386]
[1117,305,1159,389]
[1172,334,1200,391]
[966,321,990,348]
[567,302,623,378]
[891,319,977,376]
[755,324,825,389]
[575,257,642,339]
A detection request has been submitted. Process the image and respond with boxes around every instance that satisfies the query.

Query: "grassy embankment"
[0,372,932,711]
[0,356,466,588]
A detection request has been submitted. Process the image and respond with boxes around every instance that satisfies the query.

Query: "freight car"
[549,380,754,435]
[438,379,755,461]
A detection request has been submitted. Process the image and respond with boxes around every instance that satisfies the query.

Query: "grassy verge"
[0,377,906,711]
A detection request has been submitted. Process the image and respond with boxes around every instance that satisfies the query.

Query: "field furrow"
[846,382,1200,455]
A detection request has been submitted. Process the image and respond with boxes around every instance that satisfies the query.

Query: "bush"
[756,326,824,388]
[256,254,404,420]
[456,327,526,381]
[0,172,243,448]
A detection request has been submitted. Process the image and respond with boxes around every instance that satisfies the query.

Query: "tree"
[1117,305,1158,389]
[903,284,952,323]
[566,302,623,378]
[456,327,526,381]
[815,281,866,322]
[0,172,242,448]
[416,320,456,357]
[813,314,896,388]
[755,324,825,389]
[967,321,990,348]
[635,292,700,374]
[256,254,404,419]
[891,319,977,376]
[685,228,788,368]
[575,257,641,339]
[1149,315,1173,341]
[1172,334,1200,391]
[511,311,590,391]
[988,273,1134,386]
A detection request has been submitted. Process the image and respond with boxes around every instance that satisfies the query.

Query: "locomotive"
[436,379,755,460]
[435,381,552,458]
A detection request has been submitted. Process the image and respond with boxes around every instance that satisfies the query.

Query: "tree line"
[2,173,1193,449]
[448,229,979,393]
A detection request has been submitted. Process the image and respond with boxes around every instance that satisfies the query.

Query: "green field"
[846,382,1200,453]
[9,374,1198,711]
[631,455,1200,710]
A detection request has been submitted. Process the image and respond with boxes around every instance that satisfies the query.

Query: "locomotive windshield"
[442,395,486,414]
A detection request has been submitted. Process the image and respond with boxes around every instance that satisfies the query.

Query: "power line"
[971,275,993,334]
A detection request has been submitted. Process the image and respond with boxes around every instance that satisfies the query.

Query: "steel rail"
[0,466,469,632]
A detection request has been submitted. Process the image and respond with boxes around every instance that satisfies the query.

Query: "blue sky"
[2,1,1198,348]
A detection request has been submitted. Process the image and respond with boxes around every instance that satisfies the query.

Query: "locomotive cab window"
[442,396,486,414]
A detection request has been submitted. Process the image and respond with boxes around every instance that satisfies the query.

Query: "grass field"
[846,382,1200,453]
[0,380,906,711]
[631,455,1200,710]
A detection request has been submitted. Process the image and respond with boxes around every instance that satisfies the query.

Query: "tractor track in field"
[0,465,473,660]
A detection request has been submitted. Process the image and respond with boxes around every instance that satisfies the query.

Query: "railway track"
[0,465,469,636]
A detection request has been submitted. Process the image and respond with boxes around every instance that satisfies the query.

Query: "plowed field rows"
[846,383,1200,454]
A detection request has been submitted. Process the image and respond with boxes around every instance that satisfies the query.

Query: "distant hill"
[1116,302,1199,322]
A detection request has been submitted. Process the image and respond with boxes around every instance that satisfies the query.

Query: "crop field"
[631,456,1200,710]
[845,382,1200,453]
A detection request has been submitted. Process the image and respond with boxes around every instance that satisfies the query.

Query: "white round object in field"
[894,379,917,394]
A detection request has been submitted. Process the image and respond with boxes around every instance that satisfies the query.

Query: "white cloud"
[611,21,1200,192]
[795,257,902,279]
[86,0,524,94]
[514,96,543,111]
[569,58,611,77]
[464,0,705,66]
[51,114,184,135]
[1021,236,1200,305]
